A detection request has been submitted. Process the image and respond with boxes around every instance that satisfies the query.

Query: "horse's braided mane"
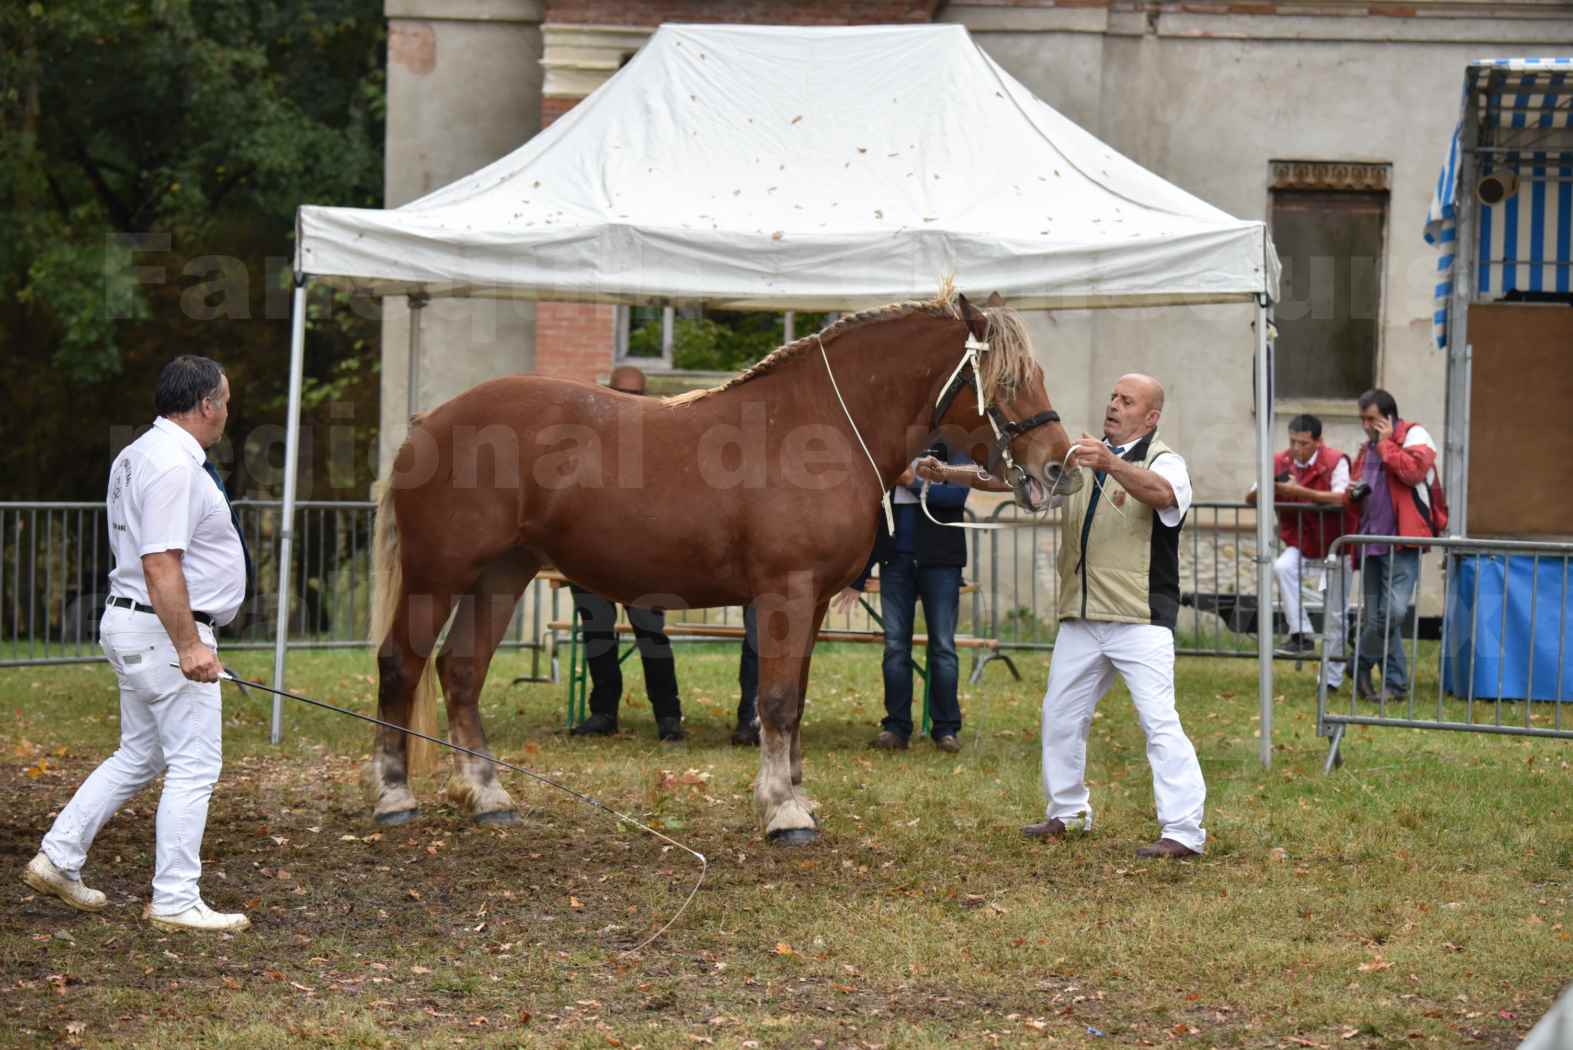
[662,276,1035,407]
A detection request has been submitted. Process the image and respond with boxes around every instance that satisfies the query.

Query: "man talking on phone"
[1346,388,1446,703]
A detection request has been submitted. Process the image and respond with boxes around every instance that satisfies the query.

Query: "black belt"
[106,596,215,628]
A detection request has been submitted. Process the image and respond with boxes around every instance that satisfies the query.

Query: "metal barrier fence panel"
[1316,534,1573,771]
[974,500,1348,659]
[2,499,1356,668]
[0,500,556,673]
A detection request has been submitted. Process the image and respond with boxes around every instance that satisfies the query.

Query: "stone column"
[379,0,545,473]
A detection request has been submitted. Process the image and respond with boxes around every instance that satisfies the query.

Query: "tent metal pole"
[1444,109,1479,538]
[271,278,309,743]
[1255,295,1274,769]
[407,293,429,419]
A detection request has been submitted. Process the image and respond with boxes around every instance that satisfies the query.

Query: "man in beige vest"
[1023,374,1207,859]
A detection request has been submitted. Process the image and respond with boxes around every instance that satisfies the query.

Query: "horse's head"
[933,293,1081,512]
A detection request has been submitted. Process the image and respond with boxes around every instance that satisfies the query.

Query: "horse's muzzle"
[1043,461,1082,498]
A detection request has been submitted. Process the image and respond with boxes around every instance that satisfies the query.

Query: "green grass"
[1,644,1570,1048]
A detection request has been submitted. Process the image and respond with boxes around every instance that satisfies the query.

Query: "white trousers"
[41,607,223,914]
[1040,620,1206,852]
[1273,546,1350,688]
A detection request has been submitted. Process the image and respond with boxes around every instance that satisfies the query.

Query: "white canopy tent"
[278,23,1284,760]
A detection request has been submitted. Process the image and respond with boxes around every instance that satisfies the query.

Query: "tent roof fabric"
[296,23,1277,310]
[1425,57,1573,350]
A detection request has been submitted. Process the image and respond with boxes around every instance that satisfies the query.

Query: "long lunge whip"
[196,667,708,956]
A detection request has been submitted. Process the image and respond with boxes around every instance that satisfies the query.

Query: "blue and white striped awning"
[1425,58,1573,350]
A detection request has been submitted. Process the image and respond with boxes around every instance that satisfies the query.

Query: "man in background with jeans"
[1347,388,1445,702]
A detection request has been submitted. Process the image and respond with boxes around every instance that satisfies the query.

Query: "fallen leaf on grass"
[570,896,584,910]
[1358,957,1392,972]
[66,1022,86,1036]
[774,942,797,956]
[1286,1038,1327,1048]
[411,965,431,975]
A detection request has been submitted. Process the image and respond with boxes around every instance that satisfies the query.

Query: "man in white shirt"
[22,355,250,933]
[1023,374,1208,859]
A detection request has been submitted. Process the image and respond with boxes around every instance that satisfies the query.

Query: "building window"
[1269,161,1391,401]
[615,307,823,373]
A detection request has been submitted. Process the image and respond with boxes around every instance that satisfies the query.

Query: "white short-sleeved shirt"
[1051,437,1192,528]
[107,417,246,627]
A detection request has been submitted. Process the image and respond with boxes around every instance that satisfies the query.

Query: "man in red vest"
[1246,414,1351,686]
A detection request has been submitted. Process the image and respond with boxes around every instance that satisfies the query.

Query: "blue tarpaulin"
[1443,554,1573,701]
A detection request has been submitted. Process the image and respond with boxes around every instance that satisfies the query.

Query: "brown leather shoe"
[1135,838,1201,860]
[1021,817,1067,840]
[933,734,961,754]
[867,730,909,751]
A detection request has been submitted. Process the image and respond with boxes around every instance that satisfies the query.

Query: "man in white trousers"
[1023,374,1207,859]
[1244,413,1352,687]
[22,355,250,932]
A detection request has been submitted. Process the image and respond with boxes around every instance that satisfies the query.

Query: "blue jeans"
[879,557,962,739]
[1357,549,1419,695]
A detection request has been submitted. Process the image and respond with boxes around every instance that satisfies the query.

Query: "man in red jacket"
[1346,389,1445,702]
[1246,414,1351,684]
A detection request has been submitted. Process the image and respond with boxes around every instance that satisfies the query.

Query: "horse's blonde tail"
[371,473,440,777]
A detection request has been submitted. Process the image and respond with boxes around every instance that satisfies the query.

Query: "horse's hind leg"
[373,582,455,825]
[436,549,539,823]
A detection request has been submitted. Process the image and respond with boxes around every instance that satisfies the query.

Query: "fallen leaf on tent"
[790,115,802,124]
[771,231,783,241]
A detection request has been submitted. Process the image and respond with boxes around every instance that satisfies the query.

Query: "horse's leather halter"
[930,333,1060,495]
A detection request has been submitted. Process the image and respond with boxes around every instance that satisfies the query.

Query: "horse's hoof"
[374,807,419,826]
[767,827,819,847]
[472,809,520,826]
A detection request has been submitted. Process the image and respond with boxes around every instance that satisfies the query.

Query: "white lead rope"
[917,444,1129,530]
[818,334,895,535]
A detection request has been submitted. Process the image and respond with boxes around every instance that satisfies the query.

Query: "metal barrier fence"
[1316,534,1573,771]
[0,500,551,674]
[2,498,1348,669]
[972,500,1348,659]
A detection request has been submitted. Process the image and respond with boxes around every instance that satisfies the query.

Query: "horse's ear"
[986,291,1005,308]
[957,293,988,341]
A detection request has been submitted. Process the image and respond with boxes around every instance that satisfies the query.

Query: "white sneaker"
[144,900,251,933]
[21,852,107,912]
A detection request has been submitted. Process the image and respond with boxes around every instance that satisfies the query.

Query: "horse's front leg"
[753,596,827,845]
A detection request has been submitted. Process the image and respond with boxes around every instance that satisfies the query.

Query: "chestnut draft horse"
[369,284,1077,844]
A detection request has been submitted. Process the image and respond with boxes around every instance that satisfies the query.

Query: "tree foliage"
[0,0,386,498]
